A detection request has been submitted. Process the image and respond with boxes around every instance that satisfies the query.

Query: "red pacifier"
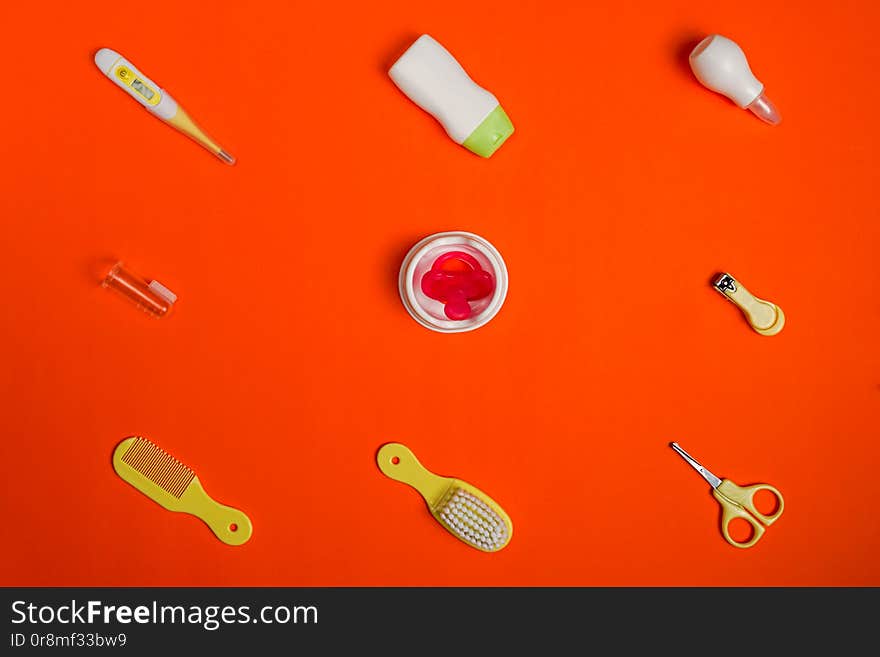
[420,251,496,320]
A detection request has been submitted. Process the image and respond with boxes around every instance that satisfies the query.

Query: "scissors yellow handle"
[714,479,785,549]
[671,443,785,549]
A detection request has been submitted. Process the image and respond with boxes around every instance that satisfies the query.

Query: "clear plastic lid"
[398,232,508,333]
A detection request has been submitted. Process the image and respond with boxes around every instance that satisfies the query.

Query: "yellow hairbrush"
[112,436,252,546]
[377,443,512,552]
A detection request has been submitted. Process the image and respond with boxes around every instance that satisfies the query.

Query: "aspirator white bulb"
[689,34,781,125]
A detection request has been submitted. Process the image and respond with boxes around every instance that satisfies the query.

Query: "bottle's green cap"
[462,105,514,158]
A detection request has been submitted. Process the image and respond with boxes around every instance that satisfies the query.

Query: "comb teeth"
[121,437,195,498]
[437,488,509,551]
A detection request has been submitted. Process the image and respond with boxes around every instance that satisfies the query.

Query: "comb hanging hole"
[229,523,238,532]
[391,456,400,465]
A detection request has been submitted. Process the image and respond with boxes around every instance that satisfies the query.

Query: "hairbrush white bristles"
[376,443,512,552]
[436,487,509,551]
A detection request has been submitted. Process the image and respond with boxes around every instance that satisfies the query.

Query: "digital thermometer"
[94,48,235,164]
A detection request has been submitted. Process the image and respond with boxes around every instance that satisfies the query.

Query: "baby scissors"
[671,442,784,548]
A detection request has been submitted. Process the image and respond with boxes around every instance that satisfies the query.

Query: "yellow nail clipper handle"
[178,479,253,546]
[713,273,785,335]
[377,443,452,508]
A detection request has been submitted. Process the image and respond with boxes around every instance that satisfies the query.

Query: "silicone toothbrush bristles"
[436,488,509,552]
[121,437,195,498]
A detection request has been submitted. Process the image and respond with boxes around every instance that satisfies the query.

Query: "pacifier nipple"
[420,252,496,321]
[689,34,781,125]
[443,290,472,321]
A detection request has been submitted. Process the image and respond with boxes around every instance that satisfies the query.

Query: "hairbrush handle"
[376,443,451,508]
[179,479,253,546]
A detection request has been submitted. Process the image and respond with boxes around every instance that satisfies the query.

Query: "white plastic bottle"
[388,34,514,157]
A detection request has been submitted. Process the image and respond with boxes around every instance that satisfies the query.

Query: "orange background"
[1,0,878,586]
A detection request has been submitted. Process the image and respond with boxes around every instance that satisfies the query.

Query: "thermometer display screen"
[131,79,155,100]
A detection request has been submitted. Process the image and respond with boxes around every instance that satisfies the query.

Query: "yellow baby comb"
[713,272,784,336]
[112,436,252,546]
[377,443,512,552]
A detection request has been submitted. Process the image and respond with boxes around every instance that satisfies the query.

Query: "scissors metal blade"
[670,442,722,489]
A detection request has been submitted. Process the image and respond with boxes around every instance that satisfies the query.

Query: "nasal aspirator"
[689,35,781,125]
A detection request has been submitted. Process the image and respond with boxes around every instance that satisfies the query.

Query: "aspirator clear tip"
[746,92,782,126]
